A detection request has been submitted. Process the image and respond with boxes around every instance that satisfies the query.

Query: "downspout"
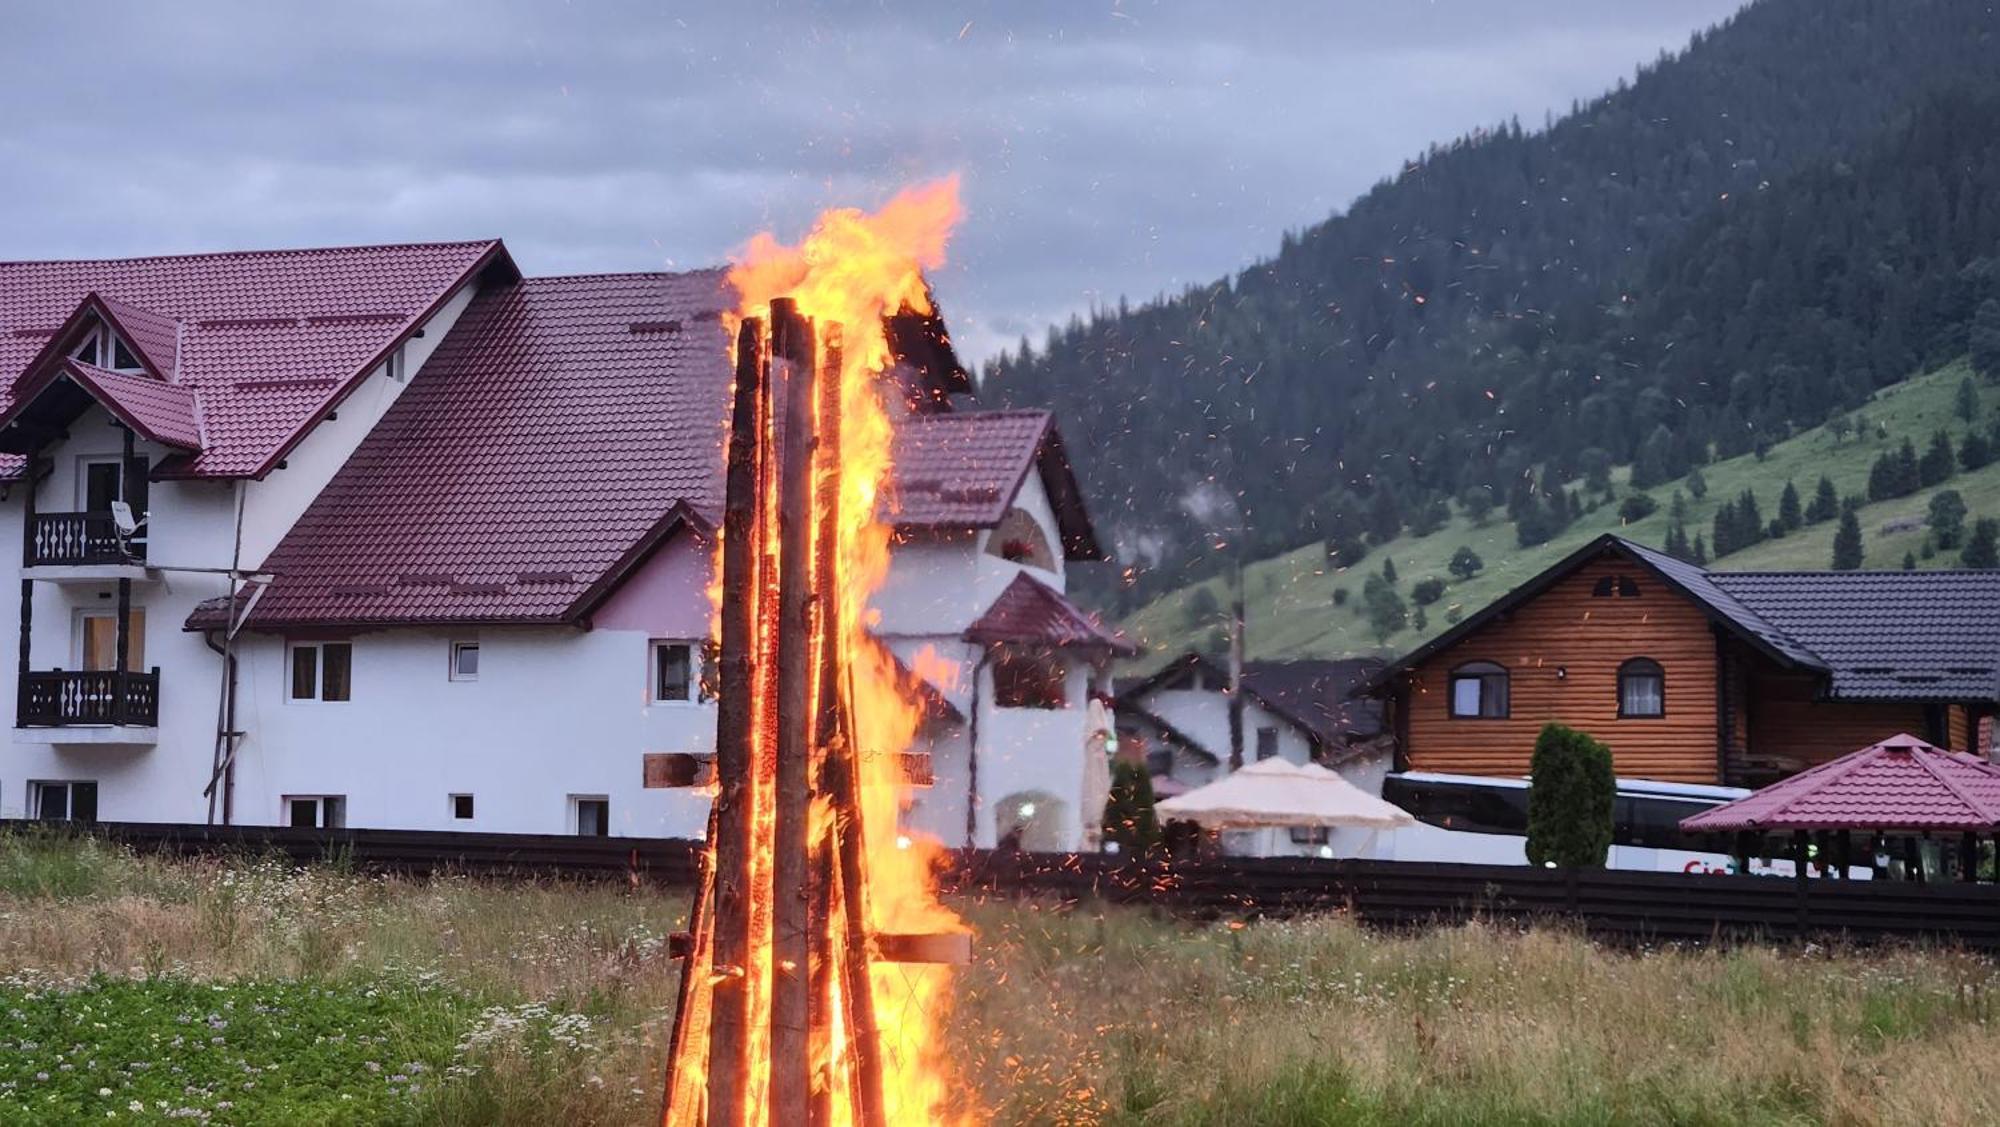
[964,648,992,848]
[204,481,248,825]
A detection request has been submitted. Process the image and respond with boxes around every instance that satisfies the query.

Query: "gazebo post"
[1833,832,1852,881]
[1792,829,1811,939]
[1904,836,1924,884]
[1732,830,1751,877]
[1960,832,1979,883]
[1990,832,2000,883]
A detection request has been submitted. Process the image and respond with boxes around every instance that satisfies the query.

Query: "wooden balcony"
[17,669,161,729]
[25,512,143,568]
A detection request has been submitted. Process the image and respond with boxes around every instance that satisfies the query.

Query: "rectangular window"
[992,653,1068,710]
[575,797,610,837]
[1255,727,1280,761]
[451,794,475,820]
[386,345,407,383]
[284,795,345,828]
[451,641,480,682]
[290,643,353,702]
[81,459,122,513]
[31,780,97,823]
[1288,825,1331,846]
[653,642,693,703]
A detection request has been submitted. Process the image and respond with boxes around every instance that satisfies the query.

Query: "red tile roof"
[892,409,1103,560]
[963,572,1137,655]
[60,361,203,449]
[215,271,733,628]
[0,240,510,477]
[1680,733,2000,832]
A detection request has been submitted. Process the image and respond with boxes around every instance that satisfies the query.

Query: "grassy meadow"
[1122,357,2000,669]
[4,831,2000,1125]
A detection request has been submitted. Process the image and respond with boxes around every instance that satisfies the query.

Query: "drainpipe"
[204,482,248,825]
[965,649,992,848]
[1228,561,1245,771]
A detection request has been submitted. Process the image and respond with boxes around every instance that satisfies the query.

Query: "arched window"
[985,507,1056,571]
[1618,658,1665,718]
[1448,661,1509,718]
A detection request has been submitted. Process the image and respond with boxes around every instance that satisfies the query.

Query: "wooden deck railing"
[17,669,162,727]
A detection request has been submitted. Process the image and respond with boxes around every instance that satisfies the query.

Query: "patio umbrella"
[1079,697,1115,850]
[1156,757,1415,831]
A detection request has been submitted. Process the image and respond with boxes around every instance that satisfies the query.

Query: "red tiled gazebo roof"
[1680,733,2000,833]
[963,572,1138,655]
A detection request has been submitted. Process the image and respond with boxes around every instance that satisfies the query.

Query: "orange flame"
[720,175,972,1126]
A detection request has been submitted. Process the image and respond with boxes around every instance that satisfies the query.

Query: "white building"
[1113,653,1392,856]
[0,241,1129,848]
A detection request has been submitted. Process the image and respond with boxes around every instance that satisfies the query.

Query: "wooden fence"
[17,820,2000,951]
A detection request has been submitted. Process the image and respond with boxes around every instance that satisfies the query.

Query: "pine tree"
[1963,429,1995,472]
[1807,475,1839,523]
[1927,489,1968,550]
[1903,551,1918,570]
[1832,509,1865,570]
[1736,489,1764,547]
[1711,499,1737,558]
[1963,519,2000,569]
[1778,480,1803,530]
[1958,376,1980,423]
[1102,761,1162,853]
[1664,520,1692,561]
[1895,438,1922,493]
[1974,297,2000,380]
[1685,467,1708,500]
[1919,429,1956,487]
[1362,574,1407,643]
[1381,556,1397,583]
[1691,534,1708,567]
[1525,724,1615,869]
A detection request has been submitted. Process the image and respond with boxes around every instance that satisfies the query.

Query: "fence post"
[1793,829,1811,941]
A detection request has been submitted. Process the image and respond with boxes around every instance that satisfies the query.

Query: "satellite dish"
[109,501,142,538]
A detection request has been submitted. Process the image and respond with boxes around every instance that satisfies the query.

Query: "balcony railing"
[26,512,142,567]
[17,669,161,728]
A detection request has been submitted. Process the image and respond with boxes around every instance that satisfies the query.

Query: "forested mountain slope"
[984,0,2000,616]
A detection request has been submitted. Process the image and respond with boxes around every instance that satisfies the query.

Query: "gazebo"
[1680,733,2000,883]
[1155,757,1414,857]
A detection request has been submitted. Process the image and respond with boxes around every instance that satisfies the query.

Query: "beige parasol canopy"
[1156,757,1416,831]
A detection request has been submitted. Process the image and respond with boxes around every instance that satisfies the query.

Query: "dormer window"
[67,325,146,373]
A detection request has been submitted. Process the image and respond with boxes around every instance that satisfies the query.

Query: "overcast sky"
[1,1,1746,365]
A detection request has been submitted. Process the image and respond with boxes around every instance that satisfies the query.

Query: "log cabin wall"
[1741,670,1929,778]
[1401,555,1721,783]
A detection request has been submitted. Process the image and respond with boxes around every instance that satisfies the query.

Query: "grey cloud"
[0,0,1746,364]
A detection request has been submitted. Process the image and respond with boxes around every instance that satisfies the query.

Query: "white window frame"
[73,606,146,672]
[450,793,475,821]
[650,640,698,705]
[75,455,123,512]
[283,794,346,828]
[30,779,97,822]
[287,641,354,704]
[571,794,611,837]
[450,640,480,682]
[1255,726,1281,761]
[386,344,407,383]
[67,325,143,373]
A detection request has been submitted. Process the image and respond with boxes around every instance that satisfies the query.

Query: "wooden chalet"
[1365,534,2000,788]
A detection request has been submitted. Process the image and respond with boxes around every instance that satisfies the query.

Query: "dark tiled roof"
[0,240,508,477]
[1710,570,2000,701]
[1617,539,1825,669]
[964,572,1137,654]
[1243,658,1388,745]
[1370,533,2000,705]
[891,409,1103,560]
[231,271,733,628]
[1681,733,2000,832]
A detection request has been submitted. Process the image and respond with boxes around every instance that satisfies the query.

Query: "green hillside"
[1121,358,1997,668]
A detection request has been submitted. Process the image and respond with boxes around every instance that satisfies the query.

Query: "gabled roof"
[1364,534,1827,695]
[211,271,731,629]
[1115,701,1220,765]
[1367,534,2000,705]
[1709,571,2000,701]
[1116,652,1386,752]
[963,572,1137,654]
[892,409,1103,560]
[0,240,514,478]
[57,361,202,449]
[1680,733,2000,832]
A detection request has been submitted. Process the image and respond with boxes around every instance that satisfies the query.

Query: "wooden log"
[703,316,766,1127]
[660,804,719,1127]
[808,326,844,1127]
[873,931,973,965]
[769,301,817,1123]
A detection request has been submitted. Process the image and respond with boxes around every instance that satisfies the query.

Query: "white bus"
[1373,771,1796,875]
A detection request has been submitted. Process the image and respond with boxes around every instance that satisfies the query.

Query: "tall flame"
[720,175,971,1126]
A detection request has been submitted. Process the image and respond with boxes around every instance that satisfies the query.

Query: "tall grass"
[2,832,1998,1124]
